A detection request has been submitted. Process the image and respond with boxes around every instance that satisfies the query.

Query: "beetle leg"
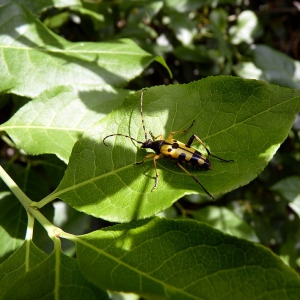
[167,120,195,140]
[149,131,164,140]
[135,153,163,191]
[151,154,163,191]
[134,153,156,165]
[186,134,233,162]
[176,162,214,200]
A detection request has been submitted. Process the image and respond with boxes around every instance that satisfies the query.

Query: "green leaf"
[233,36,300,89]
[252,45,300,89]
[2,248,108,300]
[0,192,26,263]
[51,76,300,222]
[164,8,197,45]
[173,45,213,63]
[193,206,259,242]
[76,217,300,299]
[209,9,232,64]
[0,241,47,298]
[0,2,156,97]
[271,176,300,202]
[271,176,300,218]
[0,85,129,162]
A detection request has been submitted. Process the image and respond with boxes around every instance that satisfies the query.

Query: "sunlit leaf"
[52,77,300,222]
[1,85,129,162]
[0,2,156,97]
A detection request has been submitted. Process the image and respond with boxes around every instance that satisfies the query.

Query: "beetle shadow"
[64,131,159,221]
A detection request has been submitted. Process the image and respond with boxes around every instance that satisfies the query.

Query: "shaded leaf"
[0,241,47,298]
[271,176,300,202]
[0,192,26,263]
[2,248,108,300]
[76,217,300,299]
[252,45,300,89]
[271,176,300,218]
[164,8,197,45]
[194,206,259,242]
[234,44,300,90]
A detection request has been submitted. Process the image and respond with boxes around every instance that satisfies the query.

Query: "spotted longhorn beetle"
[103,89,233,199]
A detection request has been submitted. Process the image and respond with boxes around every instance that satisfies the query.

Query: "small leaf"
[1,85,129,162]
[76,218,300,299]
[52,77,300,222]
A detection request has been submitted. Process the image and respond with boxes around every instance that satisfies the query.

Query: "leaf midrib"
[0,44,149,56]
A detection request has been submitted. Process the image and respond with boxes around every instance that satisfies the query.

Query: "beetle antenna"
[103,134,143,146]
[140,89,148,140]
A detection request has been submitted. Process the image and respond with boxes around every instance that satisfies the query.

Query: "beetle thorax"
[142,139,165,154]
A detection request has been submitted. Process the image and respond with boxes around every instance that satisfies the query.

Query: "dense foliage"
[0,0,300,299]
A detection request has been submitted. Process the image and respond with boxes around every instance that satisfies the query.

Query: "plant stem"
[0,166,75,241]
[0,165,31,209]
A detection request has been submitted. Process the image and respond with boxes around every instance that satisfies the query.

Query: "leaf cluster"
[0,1,300,299]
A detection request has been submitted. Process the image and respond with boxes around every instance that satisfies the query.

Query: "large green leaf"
[0,2,155,97]
[0,85,129,162]
[76,217,300,299]
[48,76,300,222]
